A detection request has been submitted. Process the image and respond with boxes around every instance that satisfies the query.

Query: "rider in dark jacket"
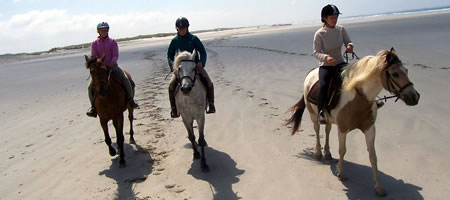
[167,17,216,118]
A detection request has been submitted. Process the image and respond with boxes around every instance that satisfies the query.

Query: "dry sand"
[1,11,450,200]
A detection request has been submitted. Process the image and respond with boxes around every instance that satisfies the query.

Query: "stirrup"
[206,104,216,114]
[86,107,97,118]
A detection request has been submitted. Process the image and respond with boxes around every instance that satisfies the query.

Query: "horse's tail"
[285,96,306,135]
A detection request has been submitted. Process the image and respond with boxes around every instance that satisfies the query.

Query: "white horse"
[173,50,209,171]
[286,48,420,196]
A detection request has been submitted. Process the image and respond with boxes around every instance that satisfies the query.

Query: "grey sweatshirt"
[313,25,353,66]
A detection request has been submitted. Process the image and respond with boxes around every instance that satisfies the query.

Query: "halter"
[176,60,198,87]
[382,62,414,102]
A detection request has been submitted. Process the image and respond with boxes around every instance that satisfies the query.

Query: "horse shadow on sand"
[187,145,245,200]
[99,143,153,200]
[297,150,423,200]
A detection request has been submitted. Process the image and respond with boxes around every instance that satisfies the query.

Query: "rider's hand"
[196,62,203,69]
[345,45,353,53]
[326,56,337,66]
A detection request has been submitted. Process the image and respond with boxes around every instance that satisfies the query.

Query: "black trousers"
[318,63,346,112]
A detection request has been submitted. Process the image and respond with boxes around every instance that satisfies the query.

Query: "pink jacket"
[91,36,119,67]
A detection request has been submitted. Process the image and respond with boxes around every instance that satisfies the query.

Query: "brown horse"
[286,48,420,196]
[85,55,135,168]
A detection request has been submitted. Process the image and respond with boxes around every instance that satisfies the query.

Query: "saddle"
[307,69,344,112]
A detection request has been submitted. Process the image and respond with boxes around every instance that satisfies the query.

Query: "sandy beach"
[1,11,450,200]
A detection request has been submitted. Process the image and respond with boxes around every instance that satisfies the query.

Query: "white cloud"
[13,0,22,3]
[0,9,255,54]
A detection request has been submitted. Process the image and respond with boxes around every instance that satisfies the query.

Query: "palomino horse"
[85,55,135,168]
[173,50,209,171]
[286,48,420,196]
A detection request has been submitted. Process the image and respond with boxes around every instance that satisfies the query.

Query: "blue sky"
[1,0,449,54]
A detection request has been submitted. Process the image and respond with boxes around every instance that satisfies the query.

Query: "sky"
[1,0,449,54]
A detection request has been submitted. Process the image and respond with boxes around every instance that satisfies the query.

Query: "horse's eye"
[392,72,399,78]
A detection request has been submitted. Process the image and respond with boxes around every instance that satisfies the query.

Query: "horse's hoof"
[375,187,386,197]
[201,164,210,172]
[315,152,323,160]
[338,175,348,182]
[119,160,127,168]
[109,148,117,156]
[129,138,136,145]
[193,152,201,160]
[324,153,332,160]
[198,140,208,147]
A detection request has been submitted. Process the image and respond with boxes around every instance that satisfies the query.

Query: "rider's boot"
[86,107,97,118]
[206,84,216,114]
[169,88,179,118]
[318,110,326,124]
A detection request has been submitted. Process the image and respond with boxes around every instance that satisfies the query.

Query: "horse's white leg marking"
[313,121,322,160]
[337,130,348,181]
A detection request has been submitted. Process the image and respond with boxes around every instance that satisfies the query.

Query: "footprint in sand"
[247,91,254,98]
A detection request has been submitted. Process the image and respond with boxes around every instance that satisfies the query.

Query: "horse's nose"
[181,86,192,94]
[403,91,420,106]
[414,91,420,105]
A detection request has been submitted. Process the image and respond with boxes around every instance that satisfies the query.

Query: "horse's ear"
[192,49,197,60]
[98,54,105,63]
[84,55,90,69]
[390,47,397,55]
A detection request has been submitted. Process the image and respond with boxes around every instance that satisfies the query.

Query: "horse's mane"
[341,50,398,91]
[173,51,194,71]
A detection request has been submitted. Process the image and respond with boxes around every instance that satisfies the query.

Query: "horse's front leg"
[364,125,385,196]
[113,115,126,168]
[183,119,200,160]
[197,115,209,172]
[324,123,333,160]
[337,129,348,181]
[128,107,135,144]
[100,118,116,156]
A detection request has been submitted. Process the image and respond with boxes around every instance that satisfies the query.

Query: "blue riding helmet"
[97,22,110,29]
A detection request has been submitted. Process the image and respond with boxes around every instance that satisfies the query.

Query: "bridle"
[89,61,112,91]
[175,60,198,86]
[381,61,414,102]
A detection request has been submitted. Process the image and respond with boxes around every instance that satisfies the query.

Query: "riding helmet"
[175,17,190,28]
[97,22,110,29]
[321,4,341,22]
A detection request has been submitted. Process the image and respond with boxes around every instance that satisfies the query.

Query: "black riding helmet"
[321,4,341,22]
[175,17,190,28]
